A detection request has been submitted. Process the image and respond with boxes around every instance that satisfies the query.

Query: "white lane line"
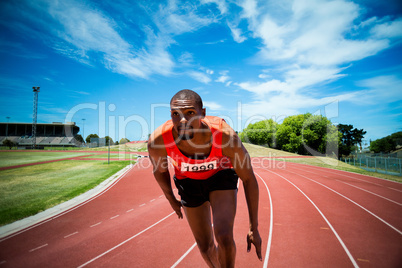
[387,187,402,193]
[64,232,79,238]
[267,169,359,268]
[150,199,156,202]
[291,166,402,205]
[159,195,164,198]
[90,222,102,228]
[126,209,134,213]
[29,243,48,253]
[289,170,402,236]
[254,172,273,268]
[337,180,402,206]
[295,164,402,187]
[77,212,175,268]
[139,203,146,207]
[110,215,120,220]
[292,165,402,194]
[171,242,197,268]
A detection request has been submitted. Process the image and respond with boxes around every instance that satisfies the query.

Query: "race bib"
[181,160,218,172]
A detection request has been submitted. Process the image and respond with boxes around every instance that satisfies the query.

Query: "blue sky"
[0,0,401,146]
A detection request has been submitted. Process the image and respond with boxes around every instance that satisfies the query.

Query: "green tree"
[2,139,16,149]
[104,136,114,145]
[276,113,338,155]
[240,119,278,147]
[74,134,84,143]
[119,138,130,144]
[86,134,99,144]
[370,132,401,153]
[276,114,307,154]
[338,124,366,156]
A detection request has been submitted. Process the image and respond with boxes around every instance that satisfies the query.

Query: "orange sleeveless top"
[162,116,232,180]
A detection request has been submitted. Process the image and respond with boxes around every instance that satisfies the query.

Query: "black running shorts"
[173,169,239,207]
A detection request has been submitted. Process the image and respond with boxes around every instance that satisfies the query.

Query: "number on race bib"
[181,161,218,172]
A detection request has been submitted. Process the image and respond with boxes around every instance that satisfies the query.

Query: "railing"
[341,155,402,176]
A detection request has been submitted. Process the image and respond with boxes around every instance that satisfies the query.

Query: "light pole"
[82,118,86,146]
[32,87,40,149]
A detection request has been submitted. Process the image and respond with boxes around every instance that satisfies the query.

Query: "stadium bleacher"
[0,122,81,148]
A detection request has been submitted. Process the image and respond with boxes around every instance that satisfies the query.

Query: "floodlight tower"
[32,87,40,149]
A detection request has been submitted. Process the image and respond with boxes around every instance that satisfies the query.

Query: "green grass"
[0,160,131,226]
[0,151,96,168]
[82,153,138,160]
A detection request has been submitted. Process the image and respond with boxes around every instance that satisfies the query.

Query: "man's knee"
[197,239,215,254]
[215,229,235,249]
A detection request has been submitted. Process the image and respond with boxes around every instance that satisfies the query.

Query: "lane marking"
[90,222,102,228]
[255,172,274,268]
[292,164,402,198]
[159,195,164,198]
[64,232,79,238]
[288,170,402,235]
[77,212,175,268]
[150,199,156,202]
[357,258,370,263]
[337,180,402,206]
[126,209,134,213]
[110,215,120,220]
[139,203,146,207]
[171,242,197,268]
[0,261,6,265]
[29,243,48,253]
[387,187,402,193]
[266,169,359,268]
[293,164,402,187]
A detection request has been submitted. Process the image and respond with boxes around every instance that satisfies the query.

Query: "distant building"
[0,122,81,148]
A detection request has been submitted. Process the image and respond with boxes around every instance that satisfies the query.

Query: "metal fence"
[341,155,402,176]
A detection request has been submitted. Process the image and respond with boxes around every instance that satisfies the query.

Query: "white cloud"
[370,18,402,39]
[241,91,358,120]
[356,75,402,103]
[204,101,223,110]
[238,0,393,67]
[154,0,215,35]
[231,0,402,121]
[188,71,212,83]
[200,0,228,14]
[216,70,231,84]
[228,22,246,43]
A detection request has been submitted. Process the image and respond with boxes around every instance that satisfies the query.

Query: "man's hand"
[247,228,262,261]
[169,198,183,219]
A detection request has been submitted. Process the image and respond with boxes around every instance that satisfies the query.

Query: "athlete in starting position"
[148,89,262,267]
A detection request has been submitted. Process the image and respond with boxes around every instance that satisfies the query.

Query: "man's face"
[170,98,205,140]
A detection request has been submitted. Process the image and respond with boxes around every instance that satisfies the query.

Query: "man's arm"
[148,131,183,219]
[221,122,262,261]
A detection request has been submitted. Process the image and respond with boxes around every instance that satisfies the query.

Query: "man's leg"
[210,190,237,268]
[183,202,220,268]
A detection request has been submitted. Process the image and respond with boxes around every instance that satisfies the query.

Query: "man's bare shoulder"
[221,120,243,151]
[148,125,167,154]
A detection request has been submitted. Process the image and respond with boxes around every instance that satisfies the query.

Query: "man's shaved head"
[170,89,203,110]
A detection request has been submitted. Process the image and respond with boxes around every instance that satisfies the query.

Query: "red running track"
[0,158,401,267]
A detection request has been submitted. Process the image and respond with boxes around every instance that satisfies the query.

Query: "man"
[148,89,262,267]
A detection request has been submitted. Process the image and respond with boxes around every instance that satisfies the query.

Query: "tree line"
[74,134,131,145]
[370,131,402,153]
[239,113,366,157]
